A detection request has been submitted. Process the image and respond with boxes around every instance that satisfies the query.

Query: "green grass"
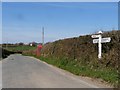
[23,53,118,87]
[39,56,118,86]
[3,45,37,52]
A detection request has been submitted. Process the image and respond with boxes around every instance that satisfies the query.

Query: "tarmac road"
[2,54,111,88]
[0,61,2,89]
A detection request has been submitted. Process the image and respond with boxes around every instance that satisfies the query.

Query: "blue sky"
[2,2,118,43]
[0,2,2,44]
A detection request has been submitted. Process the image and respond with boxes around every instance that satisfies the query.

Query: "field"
[2,45,37,52]
[1,45,37,59]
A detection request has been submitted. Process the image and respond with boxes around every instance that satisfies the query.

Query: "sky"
[0,2,2,44]
[1,0,120,2]
[2,2,118,44]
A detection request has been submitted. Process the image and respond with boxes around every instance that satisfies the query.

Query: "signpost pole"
[91,31,111,59]
[98,35,102,59]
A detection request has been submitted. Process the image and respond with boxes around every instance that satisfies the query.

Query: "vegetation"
[0,47,21,59]
[2,45,37,52]
[1,45,37,59]
[41,30,120,70]
[5,30,120,87]
[39,56,118,86]
[39,30,120,87]
[23,54,118,87]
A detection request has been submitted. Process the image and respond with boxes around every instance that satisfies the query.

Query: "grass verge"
[23,53,118,87]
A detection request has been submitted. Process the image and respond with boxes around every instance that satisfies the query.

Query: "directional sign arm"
[91,35,101,38]
[93,37,111,43]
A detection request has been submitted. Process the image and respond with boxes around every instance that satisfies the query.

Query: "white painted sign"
[91,35,100,38]
[91,31,111,59]
[93,37,111,43]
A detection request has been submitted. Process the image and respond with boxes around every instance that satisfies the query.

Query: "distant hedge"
[0,47,22,59]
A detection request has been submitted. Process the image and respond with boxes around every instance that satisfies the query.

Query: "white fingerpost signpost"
[91,31,111,59]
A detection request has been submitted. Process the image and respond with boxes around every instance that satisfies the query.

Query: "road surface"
[0,61,2,89]
[2,54,110,88]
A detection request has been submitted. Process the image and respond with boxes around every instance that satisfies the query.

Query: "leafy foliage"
[41,30,120,69]
[0,47,22,59]
[22,30,120,86]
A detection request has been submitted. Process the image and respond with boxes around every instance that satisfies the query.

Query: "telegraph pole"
[42,27,44,45]
[6,42,7,49]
